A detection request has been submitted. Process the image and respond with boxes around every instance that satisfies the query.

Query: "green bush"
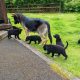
[64,0,80,12]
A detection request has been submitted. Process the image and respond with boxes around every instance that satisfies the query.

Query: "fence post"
[0,0,8,23]
[0,0,11,30]
[60,1,64,12]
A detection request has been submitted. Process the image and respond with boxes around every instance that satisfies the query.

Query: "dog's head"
[25,36,30,41]
[12,13,22,24]
[43,45,47,51]
[53,34,60,39]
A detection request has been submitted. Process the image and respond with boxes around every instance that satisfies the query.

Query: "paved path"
[0,38,64,80]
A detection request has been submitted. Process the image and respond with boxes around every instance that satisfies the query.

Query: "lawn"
[8,13,80,78]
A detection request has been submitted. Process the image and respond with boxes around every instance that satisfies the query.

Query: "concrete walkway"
[0,31,7,40]
[0,38,64,80]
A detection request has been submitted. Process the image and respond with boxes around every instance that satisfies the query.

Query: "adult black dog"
[54,34,68,48]
[43,44,68,60]
[12,13,52,44]
[25,35,42,44]
[8,29,22,39]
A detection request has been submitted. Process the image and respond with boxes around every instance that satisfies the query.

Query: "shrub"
[64,0,80,12]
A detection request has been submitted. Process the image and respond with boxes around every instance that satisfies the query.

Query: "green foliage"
[64,0,80,12]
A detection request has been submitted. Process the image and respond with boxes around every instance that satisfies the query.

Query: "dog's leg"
[43,32,48,44]
[39,35,44,45]
[35,41,36,44]
[40,36,43,45]
[43,38,48,44]
[37,23,48,45]
[24,27,29,36]
[8,36,11,39]
[10,35,12,39]
[51,53,54,57]
[58,53,60,57]
[21,23,29,36]
[38,41,40,44]
[8,35,10,39]
[62,52,68,60]
[40,35,48,45]
[38,40,41,44]
[15,35,17,39]
[42,37,48,45]
[27,29,29,36]
[8,35,12,39]
[28,40,31,44]
[22,24,29,36]
[47,51,50,54]
[17,35,21,40]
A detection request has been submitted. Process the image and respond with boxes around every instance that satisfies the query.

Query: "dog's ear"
[16,13,22,22]
[12,13,17,17]
[12,13,15,17]
[12,13,20,19]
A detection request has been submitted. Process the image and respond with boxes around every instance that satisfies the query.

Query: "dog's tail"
[46,22,52,44]
[64,41,68,49]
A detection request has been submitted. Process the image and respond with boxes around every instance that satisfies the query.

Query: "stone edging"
[0,31,7,40]
[15,39,80,80]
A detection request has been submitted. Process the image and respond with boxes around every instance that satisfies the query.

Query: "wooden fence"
[6,3,61,13]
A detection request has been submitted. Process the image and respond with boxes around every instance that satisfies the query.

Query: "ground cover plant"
[8,13,80,78]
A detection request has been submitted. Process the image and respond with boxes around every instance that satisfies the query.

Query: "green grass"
[8,13,80,78]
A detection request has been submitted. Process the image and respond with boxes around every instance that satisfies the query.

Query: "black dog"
[8,29,22,39]
[43,44,68,60]
[54,34,68,48]
[78,39,80,44]
[25,35,42,44]
[53,34,64,47]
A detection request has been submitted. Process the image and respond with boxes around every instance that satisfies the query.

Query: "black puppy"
[25,35,42,44]
[8,29,22,39]
[43,44,68,60]
[78,39,80,44]
[53,34,64,47]
[54,34,68,48]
